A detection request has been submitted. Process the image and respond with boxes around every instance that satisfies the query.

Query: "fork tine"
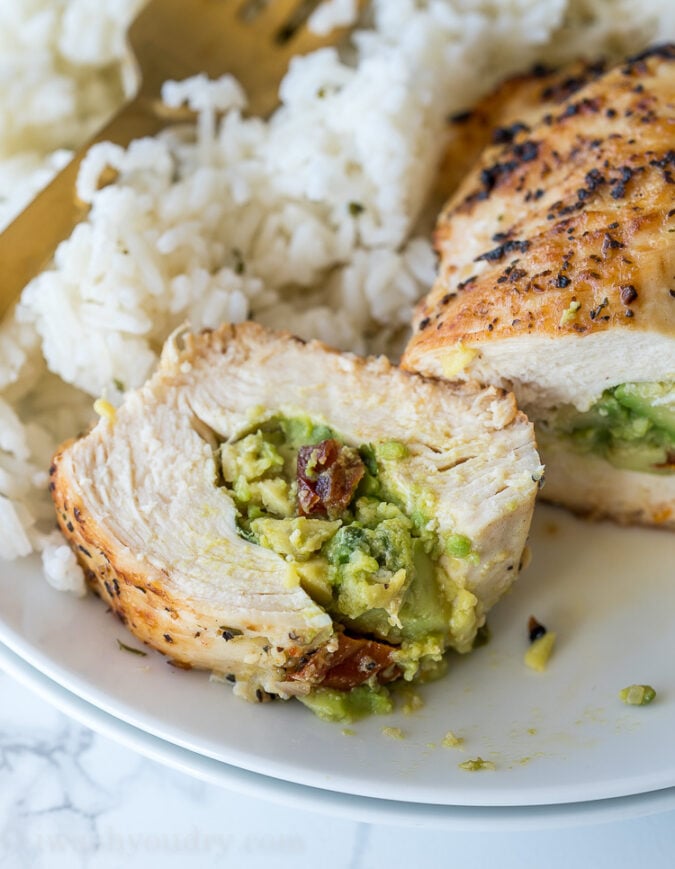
[0,0,363,317]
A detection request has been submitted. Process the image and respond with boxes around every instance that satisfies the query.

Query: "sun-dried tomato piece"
[289,632,400,690]
[296,439,365,519]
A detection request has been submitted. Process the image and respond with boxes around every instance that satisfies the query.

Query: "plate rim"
[3,638,675,832]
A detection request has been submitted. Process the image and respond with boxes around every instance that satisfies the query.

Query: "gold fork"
[0,0,359,319]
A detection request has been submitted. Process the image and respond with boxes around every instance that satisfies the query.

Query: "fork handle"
[0,94,169,319]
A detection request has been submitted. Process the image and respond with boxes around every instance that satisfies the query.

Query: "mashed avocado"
[297,683,394,722]
[218,415,480,719]
[549,381,674,474]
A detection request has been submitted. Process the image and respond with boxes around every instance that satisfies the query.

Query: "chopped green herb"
[113,378,125,392]
[236,524,259,544]
[348,201,365,216]
[117,639,147,656]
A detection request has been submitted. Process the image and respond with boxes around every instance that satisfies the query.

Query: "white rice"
[0,0,673,593]
[308,0,359,36]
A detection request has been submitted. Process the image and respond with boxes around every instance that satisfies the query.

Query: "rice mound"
[0,0,673,592]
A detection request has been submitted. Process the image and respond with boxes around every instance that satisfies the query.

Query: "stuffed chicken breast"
[405,45,675,528]
[50,323,540,718]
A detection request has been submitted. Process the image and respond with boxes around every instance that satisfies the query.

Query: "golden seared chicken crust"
[406,44,675,362]
[436,58,610,202]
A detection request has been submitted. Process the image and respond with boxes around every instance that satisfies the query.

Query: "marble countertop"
[2,668,675,868]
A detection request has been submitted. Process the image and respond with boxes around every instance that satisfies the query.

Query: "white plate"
[3,640,675,831]
[0,505,673,808]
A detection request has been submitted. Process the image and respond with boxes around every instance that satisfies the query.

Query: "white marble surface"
[2,669,675,868]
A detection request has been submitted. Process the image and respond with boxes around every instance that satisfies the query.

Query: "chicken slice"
[404,44,675,528]
[51,323,540,707]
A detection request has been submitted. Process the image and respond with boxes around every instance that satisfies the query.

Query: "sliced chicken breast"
[51,323,540,711]
[404,44,675,528]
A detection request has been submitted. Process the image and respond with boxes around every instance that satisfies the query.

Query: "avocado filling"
[218,415,480,721]
[546,381,675,474]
